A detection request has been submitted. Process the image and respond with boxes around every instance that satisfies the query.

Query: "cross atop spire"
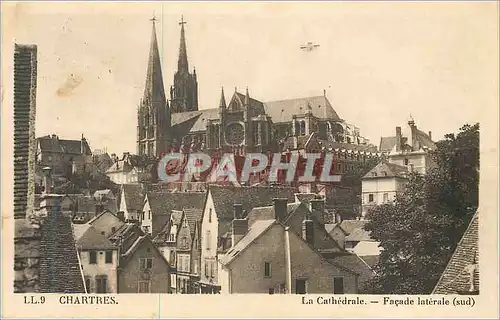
[177,15,189,73]
[150,12,157,22]
[179,15,186,26]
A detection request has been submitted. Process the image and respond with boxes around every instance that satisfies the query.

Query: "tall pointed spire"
[219,86,226,109]
[144,15,166,103]
[245,86,250,107]
[178,15,189,73]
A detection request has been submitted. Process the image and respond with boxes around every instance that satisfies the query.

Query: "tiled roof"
[414,128,436,150]
[147,191,206,237]
[219,220,276,265]
[379,136,397,152]
[76,226,117,250]
[183,208,202,237]
[121,184,145,213]
[246,202,301,227]
[345,227,373,242]
[339,219,368,235]
[148,191,206,215]
[264,96,340,123]
[210,184,297,221]
[363,160,409,179]
[108,223,145,256]
[433,212,479,294]
[38,211,86,293]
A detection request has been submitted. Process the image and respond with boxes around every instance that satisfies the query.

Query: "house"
[361,160,408,216]
[108,223,171,293]
[71,193,119,223]
[326,219,381,257]
[379,119,436,175]
[246,198,344,254]
[106,153,140,184]
[118,184,145,222]
[106,152,155,184]
[433,211,479,295]
[140,191,206,238]
[36,134,93,177]
[175,208,203,294]
[217,215,359,294]
[199,184,297,293]
[76,225,119,293]
[87,210,126,238]
[153,210,184,292]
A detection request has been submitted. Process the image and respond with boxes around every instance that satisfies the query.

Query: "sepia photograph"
[1,1,498,318]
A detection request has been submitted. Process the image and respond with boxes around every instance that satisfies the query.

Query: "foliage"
[53,165,119,196]
[364,123,479,294]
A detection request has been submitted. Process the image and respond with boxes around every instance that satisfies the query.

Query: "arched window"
[300,121,306,136]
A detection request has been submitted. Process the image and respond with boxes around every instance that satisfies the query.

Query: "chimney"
[116,211,125,221]
[233,203,243,219]
[95,203,104,217]
[310,198,325,221]
[273,198,288,221]
[42,166,52,194]
[335,213,342,224]
[80,134,85,154]
[302,213,314,246]
[428,131,432,140]
[231,218,248,247]
[39,166,62,216]
[408,118,418,150]
[395,127,402,152]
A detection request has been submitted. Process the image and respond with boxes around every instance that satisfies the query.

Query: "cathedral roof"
[264,95,341,123]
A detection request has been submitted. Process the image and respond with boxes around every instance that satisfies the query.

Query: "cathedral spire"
[144,15,166,103]
[245,86,250,107]
[219,86,226,109]
[177,15,189,74]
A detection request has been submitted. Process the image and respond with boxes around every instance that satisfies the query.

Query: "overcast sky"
[2,2,497,155]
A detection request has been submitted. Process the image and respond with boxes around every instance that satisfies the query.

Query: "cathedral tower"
[169,16,199,113]
[137,16,171,158]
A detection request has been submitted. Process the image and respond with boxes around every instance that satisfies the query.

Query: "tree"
[364,123,479,294]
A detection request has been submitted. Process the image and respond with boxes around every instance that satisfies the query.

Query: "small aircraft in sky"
[300,42,320,51]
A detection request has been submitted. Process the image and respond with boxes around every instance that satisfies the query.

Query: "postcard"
[1,1,498,319]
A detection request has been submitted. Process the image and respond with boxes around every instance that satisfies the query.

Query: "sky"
[2,2,498,155]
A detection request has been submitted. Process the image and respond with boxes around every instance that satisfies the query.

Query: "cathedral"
[136,16,378,169]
